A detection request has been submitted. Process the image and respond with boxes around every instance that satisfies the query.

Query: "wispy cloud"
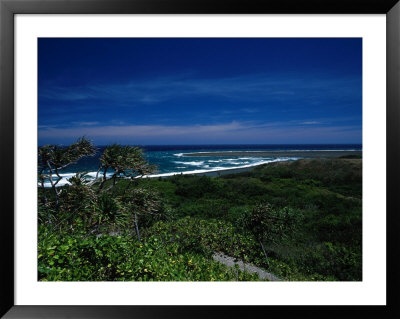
[39,73,361,106]
[70,121,100,126]
[300,121,322,125]
[241,108,260,113]
[39,121,246,137]
[39,121,361,145]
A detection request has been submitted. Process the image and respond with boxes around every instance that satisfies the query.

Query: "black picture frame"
[1,0,399,318]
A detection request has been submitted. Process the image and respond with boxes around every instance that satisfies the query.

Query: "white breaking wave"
[39,171,113,188]
[39,157,300,187]
[40,179,72,188]
[142,157,299,179]
[177,149,360,156]
[173,161,205,166]
[263,149,359,152]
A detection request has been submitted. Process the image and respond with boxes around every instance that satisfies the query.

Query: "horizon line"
[37,142,363,147]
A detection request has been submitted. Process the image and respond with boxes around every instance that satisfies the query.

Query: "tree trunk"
[99,167,108,190]
[38,167,48,205]
[134,213,141,242]
[258,239,269,266]
[39,176,48,205]
[46,160,60,208]
[103,167,108,182]
[95,165,101,180]
[89,166,103,187]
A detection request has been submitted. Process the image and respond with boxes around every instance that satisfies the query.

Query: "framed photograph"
[1,0,399,318]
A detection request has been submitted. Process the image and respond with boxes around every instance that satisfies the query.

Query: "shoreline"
[40,153,362,186]
[144,150,362,179]
[145,154,362,179]
[145,164,263,179]
[183,150,362,158]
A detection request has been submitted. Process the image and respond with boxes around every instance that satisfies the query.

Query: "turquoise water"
[40,144,361,187]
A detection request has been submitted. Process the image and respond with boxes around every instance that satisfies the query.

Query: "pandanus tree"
[37,139,161,238]
[97,144,156,188]
[120,187,163,242]
[38,137,97,206]
[59,173,98,229]
[95,144,159,240]
[248,203,302,266]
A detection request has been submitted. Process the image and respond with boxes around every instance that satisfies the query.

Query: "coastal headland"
[149,151,362,179]
[184,150,362,158]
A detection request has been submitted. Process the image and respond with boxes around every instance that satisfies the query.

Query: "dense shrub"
[38,156,362,281]
[38,225,260,281]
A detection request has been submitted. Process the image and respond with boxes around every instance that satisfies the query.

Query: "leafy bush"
[38,142,362,282]
[38,225,260,281]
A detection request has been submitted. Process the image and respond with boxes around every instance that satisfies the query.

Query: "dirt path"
[212,253,281,281]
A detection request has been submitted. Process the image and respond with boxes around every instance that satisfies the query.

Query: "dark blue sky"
[38,38,362,146]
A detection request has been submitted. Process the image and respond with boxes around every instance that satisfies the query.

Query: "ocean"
[40,144,362,187]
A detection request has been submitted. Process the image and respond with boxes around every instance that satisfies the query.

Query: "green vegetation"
[98,144,156,188]
[38,137,96,206]
[38,139,362,281]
